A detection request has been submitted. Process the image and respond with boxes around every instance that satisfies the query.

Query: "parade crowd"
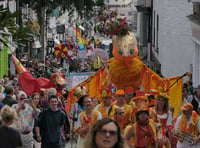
[0,69,200,148]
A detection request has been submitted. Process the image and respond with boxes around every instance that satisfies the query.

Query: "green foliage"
[0,7,34,48]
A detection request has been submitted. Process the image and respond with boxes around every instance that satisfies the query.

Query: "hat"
[116,89,125,95]
[134,90,148,102]
[101,89,111,98]
[136,101,149,113]
[156,92,170,100]
[17,91,27,99]
[125,87,134,93]
[136,90,145,97]
[181,102,193,111]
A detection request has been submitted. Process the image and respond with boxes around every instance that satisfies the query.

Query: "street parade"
[0,0,200,148]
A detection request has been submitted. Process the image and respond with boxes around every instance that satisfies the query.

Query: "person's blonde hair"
[0,105,17,123]
[47,88,57,98]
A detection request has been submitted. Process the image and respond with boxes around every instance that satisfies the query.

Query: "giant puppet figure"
[107,13,143,91]
[12,55,66,96]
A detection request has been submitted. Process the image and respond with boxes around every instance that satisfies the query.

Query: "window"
[156,14,159,53]
[153,11,155,47]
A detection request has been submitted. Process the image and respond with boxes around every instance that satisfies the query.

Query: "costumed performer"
[75,95,102,147]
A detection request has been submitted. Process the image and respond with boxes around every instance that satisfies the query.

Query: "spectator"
[12,91,39,148]
[35,95,66,148]
[92,96,100,108]
[0,105,23,148]
[191,88,200,114]
[31,92,41,148]
[83,118,128,148]
[2,85,17,107]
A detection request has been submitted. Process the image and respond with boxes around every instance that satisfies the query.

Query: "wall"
[152,0,193,77]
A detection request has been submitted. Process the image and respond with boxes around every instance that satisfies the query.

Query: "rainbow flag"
[74,28,84,51]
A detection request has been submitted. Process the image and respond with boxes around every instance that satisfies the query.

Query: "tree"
[0,7,33,48]
[19,0,105,60]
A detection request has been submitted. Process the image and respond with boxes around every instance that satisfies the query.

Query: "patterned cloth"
[12,103,35,132]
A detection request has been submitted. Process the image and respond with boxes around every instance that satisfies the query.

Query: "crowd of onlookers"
[0,73,71,148]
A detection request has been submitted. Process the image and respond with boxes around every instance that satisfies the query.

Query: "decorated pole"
[12,55,27,74]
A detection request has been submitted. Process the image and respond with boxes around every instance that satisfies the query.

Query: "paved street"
[65,140,76,148]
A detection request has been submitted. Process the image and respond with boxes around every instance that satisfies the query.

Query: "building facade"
[188,0,200,87]
[151,0,193,77]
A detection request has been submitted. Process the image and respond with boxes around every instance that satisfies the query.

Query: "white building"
[188,0,200,87]
[151,0,194,77]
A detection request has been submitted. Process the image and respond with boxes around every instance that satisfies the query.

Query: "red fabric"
[19,71,53,96]
[135,120,156,147]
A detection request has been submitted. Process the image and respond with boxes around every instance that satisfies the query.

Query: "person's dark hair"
[83,118,126,148]
[31,92,40,99]
[155,96,169,113]
[92,97,100,104]
[136,111,149,121]
[40,91,45,97]
[183,83,188,89]
[31,92,41,105]
[4,86,13,95]
[77,95,87,107]
[48,95,58,102]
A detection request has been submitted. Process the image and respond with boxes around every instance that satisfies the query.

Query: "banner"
[70,72,94,88]
[142,65,184,116]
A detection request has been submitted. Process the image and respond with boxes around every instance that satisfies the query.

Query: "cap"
[116,89,125,95]
[136,90,145,97]
[181,102,193,111]
[17,91,27,99]
[125,87,134,93]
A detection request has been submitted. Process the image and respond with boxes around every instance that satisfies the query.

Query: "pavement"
[65,140,77,148]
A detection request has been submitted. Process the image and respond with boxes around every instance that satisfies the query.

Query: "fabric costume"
[155,110,172,148]
[75,110,102,147]
[95,103,114,118]
[174,111,200,148]
[111,104,132,128]
[132,119,157,148]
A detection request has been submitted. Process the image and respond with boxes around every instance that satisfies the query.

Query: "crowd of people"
[1,65,200,148]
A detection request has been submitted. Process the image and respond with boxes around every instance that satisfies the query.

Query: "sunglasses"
[117,112,124,115]
[33,97,40,99]
[20,98,26,101]
[98,129,117,137]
